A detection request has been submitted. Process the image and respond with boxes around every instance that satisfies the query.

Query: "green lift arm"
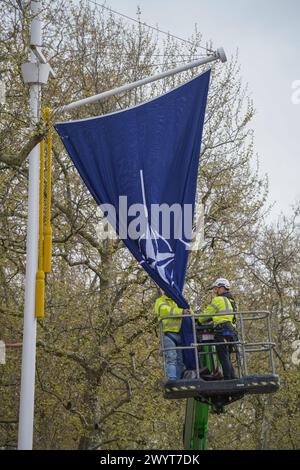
[183,344,217,450]
[184,398,209,450]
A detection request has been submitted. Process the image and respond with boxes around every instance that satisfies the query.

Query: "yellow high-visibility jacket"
[198,295,235,326]
[154,294,183,333]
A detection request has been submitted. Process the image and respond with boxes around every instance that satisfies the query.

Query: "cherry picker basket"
[160,310,279,401]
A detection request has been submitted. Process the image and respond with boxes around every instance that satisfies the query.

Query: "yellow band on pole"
[35,269,45,318]
[43,107,53,273]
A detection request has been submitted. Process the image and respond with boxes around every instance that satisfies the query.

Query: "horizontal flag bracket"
[55,47,227,115]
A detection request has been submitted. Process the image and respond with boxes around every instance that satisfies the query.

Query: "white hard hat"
[209,278,230,290]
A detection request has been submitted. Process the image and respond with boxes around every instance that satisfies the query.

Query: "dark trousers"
[214,323,238,380]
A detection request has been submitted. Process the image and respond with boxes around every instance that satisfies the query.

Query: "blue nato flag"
[55,70,211,367]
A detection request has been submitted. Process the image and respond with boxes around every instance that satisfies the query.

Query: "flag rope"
[35,107,52,318]
[43,107,53,274]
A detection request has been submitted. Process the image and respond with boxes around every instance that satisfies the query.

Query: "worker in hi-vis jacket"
[198,278,238,380]
[155,293,189,380]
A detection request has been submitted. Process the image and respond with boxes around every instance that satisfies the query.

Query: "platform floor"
[164,374,279,399]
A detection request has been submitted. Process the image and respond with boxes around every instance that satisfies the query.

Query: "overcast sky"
[99,0,300,221]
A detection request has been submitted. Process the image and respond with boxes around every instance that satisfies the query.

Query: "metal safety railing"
[159,310,276,381]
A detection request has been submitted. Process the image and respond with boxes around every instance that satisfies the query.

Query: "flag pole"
[18,0,50,450]
[55,48,226,115]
